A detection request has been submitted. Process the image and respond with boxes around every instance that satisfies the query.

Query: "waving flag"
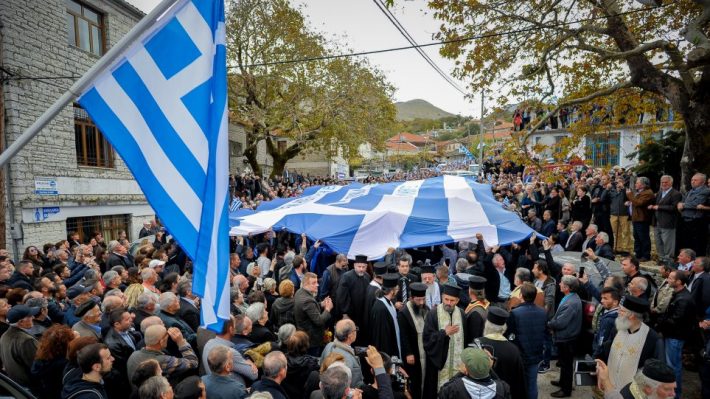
[229,197,243,213]
[78,0,229,330]
[230,176,539,260]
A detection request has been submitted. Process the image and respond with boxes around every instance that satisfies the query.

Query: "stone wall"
[0,0,153,255]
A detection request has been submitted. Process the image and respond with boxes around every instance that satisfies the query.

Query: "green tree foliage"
[227,0,397,177]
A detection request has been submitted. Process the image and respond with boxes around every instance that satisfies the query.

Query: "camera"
[389,356,408,392]
[353,346,368,356]
[574,360,597,386]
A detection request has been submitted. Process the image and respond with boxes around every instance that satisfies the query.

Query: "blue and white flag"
[230,176,540,260]
[78,0,230,330]
[230,197,243,213]
[459,145,474,160]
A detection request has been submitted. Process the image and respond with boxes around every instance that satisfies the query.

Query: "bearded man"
[597,296,659,392]
[337,255,371,346]
[397,282,429,399]
[422,283,467,398]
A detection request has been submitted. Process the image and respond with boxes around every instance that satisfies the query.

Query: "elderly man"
[597,358,676,399]
[73,299,103,339]
[420,263,441,308]
[676,248,696,272]
[202,345,248,399]
[689,257,710,318]
[478,307,526,399]
[548,275,582,397]
[337,255,371,346]
[423,283,467,397]
[106,240,133,269]
[678,173,710,256]
[0,305,40,388]
[650,175,682,262]
[177,280,200,332]
[626,176,655,261]
[141,268,160,301]
[597,295,659,392]
[132,293,157,331]
[593,232,615,260]
[251,351,289,399]
[126,325,198,385]
[202,315,258,386]
[320,319,364,388]
[158,292,197,347]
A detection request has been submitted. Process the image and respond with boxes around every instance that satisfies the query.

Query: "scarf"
[406,301,427,392]
[437,304,464,390]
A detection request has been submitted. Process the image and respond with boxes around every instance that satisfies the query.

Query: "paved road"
[536,362,703,398]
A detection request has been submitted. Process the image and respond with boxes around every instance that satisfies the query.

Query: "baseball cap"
[7,305,41,323]
[461,347,491,379]
[149,259,166,269]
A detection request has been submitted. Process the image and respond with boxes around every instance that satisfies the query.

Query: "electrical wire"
[3,3,667,82]
[371,0,467,95]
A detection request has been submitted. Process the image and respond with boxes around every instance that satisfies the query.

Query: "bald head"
[144,325,167,346]
[140,315,164,334]
[101,295,123,313]
[334,319,357,343]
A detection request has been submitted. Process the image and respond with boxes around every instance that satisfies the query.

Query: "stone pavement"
[536,361,703,398]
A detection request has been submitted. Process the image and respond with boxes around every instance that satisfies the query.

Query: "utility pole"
[479,91,485,172]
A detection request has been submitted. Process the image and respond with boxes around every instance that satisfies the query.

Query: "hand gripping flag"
[77,0,230,331]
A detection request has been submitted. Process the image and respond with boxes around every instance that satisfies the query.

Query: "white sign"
[34,178,58,195]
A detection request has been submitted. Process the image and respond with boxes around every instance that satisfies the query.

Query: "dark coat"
[509,302,547,366]
[158,310,197,347]
[0,325,38,387]
[548,293,582,342]
[656,288,697,341]
[595,243,615,260]
[369,297,400,358]
[482,249,516,302]
[336,270,370,345]
[8,271,33,291]
[541,219,556,237]
[31,356,68,399]
[397,304,427,399]
[61,377,108,399]
[438,374,511,399]
[565,231,584,252]
[570,195,592,227]
[627,189,655,223]
[251,378,289,399]
[422,305,467,399]
[103,328,139,399]
[593,308,618,358]
[178,297,200,332]
[106,253,133,269]
[282,354,319,399]
[248,323,276,344]
[270,297,295,328]
[653,188,682,228]
[478,336,526,399]
[294,288,330,348]
[689,272,710,318]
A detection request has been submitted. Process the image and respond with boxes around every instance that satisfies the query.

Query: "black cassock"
[369,298,400,359]
[478,336,527,399]
[363,282,381,345]
[336,270,371,346]
[464,308,486,345]
[422,305,467,399]
[397,305,427,399]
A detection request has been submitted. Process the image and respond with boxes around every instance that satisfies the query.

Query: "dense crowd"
[0,167,707,399]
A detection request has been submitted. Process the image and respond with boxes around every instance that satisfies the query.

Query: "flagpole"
[0,0,182,169]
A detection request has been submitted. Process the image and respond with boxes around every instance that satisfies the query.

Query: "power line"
[238,4,666,68]
[371,0,467,95]
[5,4,666,81]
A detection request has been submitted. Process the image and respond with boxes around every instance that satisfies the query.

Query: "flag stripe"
[79,88,200,256]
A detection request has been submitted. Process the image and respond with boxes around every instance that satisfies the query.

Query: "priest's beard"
[615,313,632,331]
[412,302,428,318]
[442,303,455,313]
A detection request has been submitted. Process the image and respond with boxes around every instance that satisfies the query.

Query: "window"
[277,140,287,153]
[586,132,620,167]
[66,214,130,244]
[74,104,114,168]
[229,141,243,157]
[66,0,104,55]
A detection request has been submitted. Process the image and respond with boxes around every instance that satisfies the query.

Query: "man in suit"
[104,309,140,399]
[678,173,710,256]
[582,223,598,251]
[177,280,200,332]
[547,275,582,398]
[593,232,615,260]
[689,257,710,318]
[626,176,655,261]
[651,175,683,263]
[72,300,103,340]
[565,221,585,251]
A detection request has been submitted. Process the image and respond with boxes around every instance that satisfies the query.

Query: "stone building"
[0,0,152,257]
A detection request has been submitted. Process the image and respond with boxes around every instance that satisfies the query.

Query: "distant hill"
[395,99,455,121]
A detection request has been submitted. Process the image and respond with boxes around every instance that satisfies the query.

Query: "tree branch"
[684,0,710,66]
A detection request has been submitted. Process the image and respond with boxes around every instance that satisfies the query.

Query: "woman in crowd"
[31,324,77,399]
[270,280,295,329]
[282,331,320,399]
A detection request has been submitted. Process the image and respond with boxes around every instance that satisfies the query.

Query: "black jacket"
[251,378,289,399]
[178,297,200,332]
[61,377,108,399]
[657,288,697,341]
[270,297,295,328]
[689,272,710,318]
[8,271,33,290]
[282,354,319,399]
[294,288,330,348]
[653,188,682,228]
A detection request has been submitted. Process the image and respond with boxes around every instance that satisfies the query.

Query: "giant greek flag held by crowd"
[230,175,539,259]
[77,0,230,330]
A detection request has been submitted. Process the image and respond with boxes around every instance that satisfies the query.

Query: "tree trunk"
[270,154,288,179]
[681,103,710,191]
[243,144,262,177]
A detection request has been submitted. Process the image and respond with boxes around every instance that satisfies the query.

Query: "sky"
[126,0,478,117]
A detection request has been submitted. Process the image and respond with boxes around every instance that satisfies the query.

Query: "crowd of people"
[0,165,707,399]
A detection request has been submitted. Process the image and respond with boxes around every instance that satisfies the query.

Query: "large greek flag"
[78,0,229,330]
[230,176,539,259]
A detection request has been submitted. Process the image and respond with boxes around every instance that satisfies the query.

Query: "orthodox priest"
[420,264,441,308]
[597,295,659,392]
[397,282,429,399]
[369,274,402,359]
[422,282,467,398]
[464,275,489,342]
[337,255,371,346]
[363,262,388,344]
[477,307,526,399]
